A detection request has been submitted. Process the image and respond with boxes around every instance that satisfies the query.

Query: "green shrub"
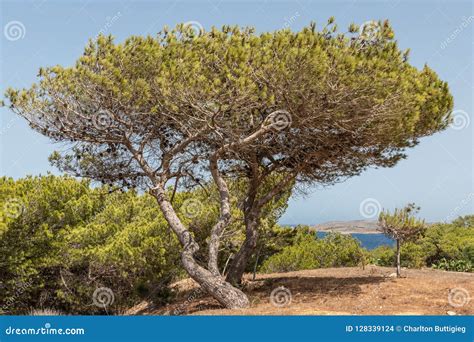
[370,219,473,271]
[58,190,182,314]
[0,175,293,314]
[0,176,181,314]
[432,258,473,272]
[420,222,474,269]
[260,231,365,273]
[400,242,425,268]
[370,245,395,266]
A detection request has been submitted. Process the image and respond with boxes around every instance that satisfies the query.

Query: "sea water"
[316,232,395,250]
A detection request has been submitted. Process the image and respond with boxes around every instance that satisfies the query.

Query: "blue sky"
[1,0,472,224]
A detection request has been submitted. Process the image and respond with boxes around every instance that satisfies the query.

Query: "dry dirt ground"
[125,266,473,316]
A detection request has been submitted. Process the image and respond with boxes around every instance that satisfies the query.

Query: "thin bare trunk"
[252,247,261,281]
[396,239,401,278]
[222,253,233,276]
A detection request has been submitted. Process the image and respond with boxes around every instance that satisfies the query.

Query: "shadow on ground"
[131,273,390,315]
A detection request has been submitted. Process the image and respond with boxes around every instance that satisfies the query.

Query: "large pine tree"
[4,20,453,308]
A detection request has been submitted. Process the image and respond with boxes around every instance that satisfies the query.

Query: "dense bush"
[421,220,474,272]
[432,258,473,272]
[0,175,182,314]
[0,175,290,314]
[369,245,395,266]
[58,190,183,313]
[370,218,474,272]
[260,230,366,273]
[370,242,425,268]
[1,175,105,314]
[421,221,474,265]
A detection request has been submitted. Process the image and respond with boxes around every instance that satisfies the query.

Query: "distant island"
[311,220,380,234]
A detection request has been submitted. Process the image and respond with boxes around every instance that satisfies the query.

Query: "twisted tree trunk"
[152,185,249,309]
[181,239,250,308]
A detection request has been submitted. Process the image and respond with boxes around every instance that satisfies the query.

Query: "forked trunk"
[152,186,249,309]
[181,241,249,309]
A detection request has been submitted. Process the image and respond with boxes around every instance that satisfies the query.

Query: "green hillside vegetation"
[0,175,288,314]
[1,175,472,314]
[371,221,474,272]
[264,221,473,274]
[260,228,368,273]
